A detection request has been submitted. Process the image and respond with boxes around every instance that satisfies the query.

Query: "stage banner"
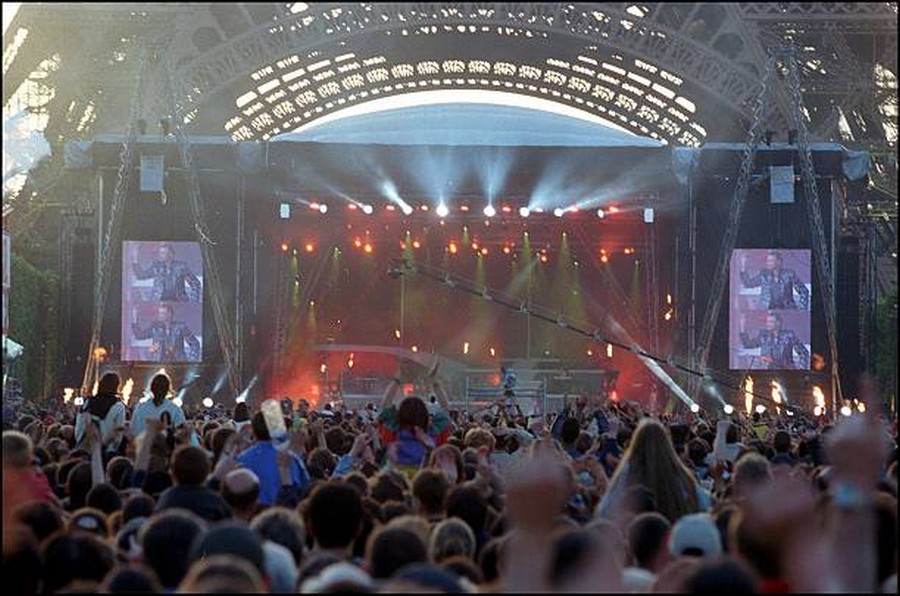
[122,241,204,362]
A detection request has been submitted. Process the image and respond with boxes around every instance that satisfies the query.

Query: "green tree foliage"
[875,284,898,413]
[8,253,59,400]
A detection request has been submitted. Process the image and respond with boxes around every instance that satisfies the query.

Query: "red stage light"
[364,243,373,253]
[501,205,512,213]
[386,205,396,211]
[420,205,429,211]
[600,254,609,264]
[502,246,511,254]
[448,242,458,254]
[281,243,289,252]
[412,240,421,249]
[400,241,406,249]
[305,243,314,253]
[348,203,358,210]
[481,247,489,256]
[607,205,619,214]
[540,254,548,263]
[354,238,362,248]
[471,242,479,251]
[309,203,319,210]
[460,205,470,212]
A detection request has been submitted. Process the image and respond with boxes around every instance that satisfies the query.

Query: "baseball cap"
[668,513,722,558]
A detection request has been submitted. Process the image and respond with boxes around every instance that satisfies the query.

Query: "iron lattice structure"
[3,2,896,398]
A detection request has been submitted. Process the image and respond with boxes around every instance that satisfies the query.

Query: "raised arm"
[380,375,402,409]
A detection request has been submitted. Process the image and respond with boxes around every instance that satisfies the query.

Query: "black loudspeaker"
[835,236,863,393]
[64,239,95,385]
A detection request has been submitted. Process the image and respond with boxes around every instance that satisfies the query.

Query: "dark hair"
[627,512,672,570]
[250,411,271,441]
[442,554,484,586]
[478,536,507,584]
[150,374,171,407]
[140,509,208,588]
[86,482,123,515]
[370,472,406,504]
[16,500,64,543]
[2,534,42,594]
[397,396,429,430]
[307,447,337,480]
[367,526,428,579]
[251,506,306,566]
[232,402,250,423]
[381,500,412,523]
[222,475,260,512]
[106,456,135,490]
[684,556,758,593]
[688,438,710,468]
[412,468,449,516]
[325,426,350,455]
[210,426,236,463]
[307,482,363,549]
[560,417,581,444]
[97,372,121,396]
[41,532,116,593]
[550,530,598,586]
[101,565,164,593]
[773,430,791,454]
[171,445,210,486]
[445,485,488,545]
[66,460,94,510]
[123,493,156,523]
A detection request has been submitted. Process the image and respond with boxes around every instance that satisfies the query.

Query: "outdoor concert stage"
[62,104,870,413]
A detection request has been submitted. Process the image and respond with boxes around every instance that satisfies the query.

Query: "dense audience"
[1,365,897,593]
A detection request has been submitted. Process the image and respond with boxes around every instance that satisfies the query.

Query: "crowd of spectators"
[1,364,897,593]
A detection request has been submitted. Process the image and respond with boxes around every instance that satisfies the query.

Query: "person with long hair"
[74,372,126,457]
[596,418,712,523]
[130,373,186,438]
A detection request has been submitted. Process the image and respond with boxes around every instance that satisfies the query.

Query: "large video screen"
[729,249,811,370]
[121,241,203,362]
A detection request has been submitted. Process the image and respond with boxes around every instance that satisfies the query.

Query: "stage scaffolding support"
[693,46,844,415]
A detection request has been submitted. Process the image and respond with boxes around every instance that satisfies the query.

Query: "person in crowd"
[739,250,810,310]
[236,411,310,507]
[129,372,186,437]
[155,444,231,521]
[74,372,126,457]
[597,418,712,522]
[739,311,811,369]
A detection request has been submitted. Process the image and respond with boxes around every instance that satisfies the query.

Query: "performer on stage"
[132,242,202,302]
[131,303,201,362]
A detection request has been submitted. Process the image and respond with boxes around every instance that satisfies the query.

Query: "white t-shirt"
[130,398,187,436]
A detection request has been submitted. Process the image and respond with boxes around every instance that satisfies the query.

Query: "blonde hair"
[2,430,33,468]
[606,418,700,522]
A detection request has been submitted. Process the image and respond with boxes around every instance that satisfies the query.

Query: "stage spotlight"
[362,204,374,214]
[401,204,413,215]
[755,404,767,414]
[386,204,396,211]
[318,204,328,214]
[420,204,430,212]
[483,205,496,217]
[596,208,605,218]
[723,404,735,415]
[690,403,700,413]
[460,205,470,212]
[840,405,852,417]
[281,242,289,253]
[305,243,314,253]
[519,207,530,217]
[448,242,458,254]
[364,243,373,253]
[202,397,214,408]
[348,203,358,211]
[643,208,654,223]
[553,208,565,217]
[501,205,512,213]
[436,203,449,218]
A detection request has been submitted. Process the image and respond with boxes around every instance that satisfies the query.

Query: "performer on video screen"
[132,242,201,302]
[131,304,200,362]
[739,250,809,310]
[739,311,810,370]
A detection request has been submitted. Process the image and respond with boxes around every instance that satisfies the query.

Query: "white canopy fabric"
[272,102,663,148]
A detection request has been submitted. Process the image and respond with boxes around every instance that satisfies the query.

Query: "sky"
[3,2,20,35]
